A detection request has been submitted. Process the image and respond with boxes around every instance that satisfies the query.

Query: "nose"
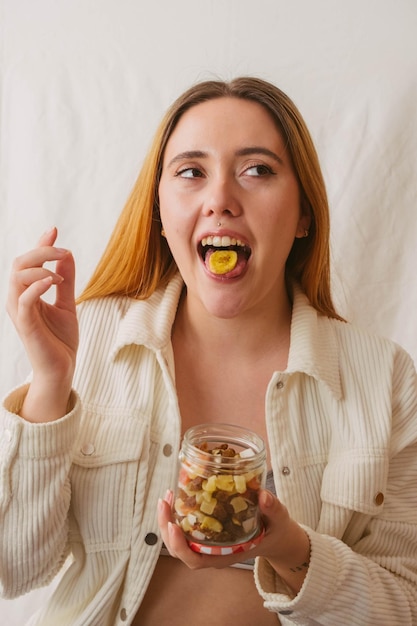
[202,176,242,221]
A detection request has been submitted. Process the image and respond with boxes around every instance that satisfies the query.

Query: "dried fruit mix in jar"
[174,441,264,546]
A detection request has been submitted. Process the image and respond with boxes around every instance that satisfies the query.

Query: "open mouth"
[198,235,252,277]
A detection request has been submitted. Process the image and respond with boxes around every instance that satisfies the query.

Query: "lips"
[198,235,251,278]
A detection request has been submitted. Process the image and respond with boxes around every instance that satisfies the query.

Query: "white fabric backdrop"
[1,0,416,622]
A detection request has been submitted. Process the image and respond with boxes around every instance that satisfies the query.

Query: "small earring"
[161,229,166,237]
[304,229,309,237]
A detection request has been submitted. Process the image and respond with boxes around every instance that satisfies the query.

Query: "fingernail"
[164,489,173,506]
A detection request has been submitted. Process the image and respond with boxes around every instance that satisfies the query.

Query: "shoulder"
[76,294,132,325]
[328,315,407,359]
[326,319,417,449]
[290,286,415,399]
[326,316,416,388]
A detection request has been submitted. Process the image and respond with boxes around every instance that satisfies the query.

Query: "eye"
[245,164,275,177]
[176,167,204,179]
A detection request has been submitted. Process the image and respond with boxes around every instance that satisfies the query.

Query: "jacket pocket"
[70,407,148,551]
[320,449,389,515]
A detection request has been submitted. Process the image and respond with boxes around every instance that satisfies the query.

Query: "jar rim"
[182,423,266,469]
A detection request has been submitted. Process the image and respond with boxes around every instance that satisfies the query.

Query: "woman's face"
[158,97,310,319]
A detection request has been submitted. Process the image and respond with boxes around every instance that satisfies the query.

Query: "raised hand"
[6,227,79,422]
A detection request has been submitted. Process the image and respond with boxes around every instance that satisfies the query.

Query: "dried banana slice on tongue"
[208,249,238,274]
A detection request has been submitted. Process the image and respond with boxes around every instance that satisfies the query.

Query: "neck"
[173,285,293,360]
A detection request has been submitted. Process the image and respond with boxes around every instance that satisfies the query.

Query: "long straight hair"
[78,76,341,320]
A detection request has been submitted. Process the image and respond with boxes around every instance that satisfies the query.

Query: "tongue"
[205,248,246,277]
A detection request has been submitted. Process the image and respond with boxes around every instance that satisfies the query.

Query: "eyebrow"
[167,146,284,169]
[167,150,207,168]
[235,146,284,164]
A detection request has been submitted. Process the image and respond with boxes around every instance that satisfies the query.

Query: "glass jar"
[174,423,267,554]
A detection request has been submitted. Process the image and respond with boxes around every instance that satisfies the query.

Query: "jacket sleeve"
[0,384,81,598]
[254,347,417,625]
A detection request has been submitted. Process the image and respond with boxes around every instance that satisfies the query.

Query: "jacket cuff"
[254,526,341,620]
[1,383,81,458]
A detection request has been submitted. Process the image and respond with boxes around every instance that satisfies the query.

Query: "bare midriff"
[133,555,280,625]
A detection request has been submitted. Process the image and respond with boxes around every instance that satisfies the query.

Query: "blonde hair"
[78,76,341,320]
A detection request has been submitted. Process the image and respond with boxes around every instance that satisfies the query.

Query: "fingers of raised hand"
[9,258,65,304]
[37,226,58,247]
[7,246,69,320]
[15,272,62,309]
[12,244,69,275]
[12,267,63,290]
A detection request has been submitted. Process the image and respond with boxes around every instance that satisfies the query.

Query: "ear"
[295,213,312,239]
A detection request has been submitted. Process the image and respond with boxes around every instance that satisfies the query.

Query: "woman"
[2,77,416,625]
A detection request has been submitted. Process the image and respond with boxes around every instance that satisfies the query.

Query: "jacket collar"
[111,275,342,400]
[110,273,184,357]
[287,285,342,400]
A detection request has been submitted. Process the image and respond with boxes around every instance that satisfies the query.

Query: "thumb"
[258,489,286,527]
[259,489,278,511]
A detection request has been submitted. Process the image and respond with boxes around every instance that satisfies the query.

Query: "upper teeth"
[201,235,244,247]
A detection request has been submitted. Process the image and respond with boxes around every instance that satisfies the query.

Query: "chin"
[201,296,246,320]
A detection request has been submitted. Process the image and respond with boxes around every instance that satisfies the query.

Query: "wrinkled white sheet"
[1,0,416,622]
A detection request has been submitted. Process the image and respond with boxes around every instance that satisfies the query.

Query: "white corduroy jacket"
[1,274,416,626]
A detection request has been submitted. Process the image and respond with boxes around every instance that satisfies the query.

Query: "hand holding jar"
[158,424,311,596]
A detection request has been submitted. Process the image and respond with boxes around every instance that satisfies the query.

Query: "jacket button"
[276,380,284,389]
[163,443,173,457]
[120,608,127,621]
[374,492,384,506]
[145,532,158,545]
[281,466,291,476]
[81,443,95,456]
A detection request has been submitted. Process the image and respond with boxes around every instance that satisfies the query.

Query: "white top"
[1,274,416,625]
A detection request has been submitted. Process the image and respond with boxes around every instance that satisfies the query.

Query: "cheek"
[259,206,302,260]
[262,201,301,235]
[158,203,194,269]
[159,186,189,229]
[158,184,170,224]
[159,188,197,237]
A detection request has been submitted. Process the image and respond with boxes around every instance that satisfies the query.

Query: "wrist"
[20,377,74,423]
[266,525,311,594]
